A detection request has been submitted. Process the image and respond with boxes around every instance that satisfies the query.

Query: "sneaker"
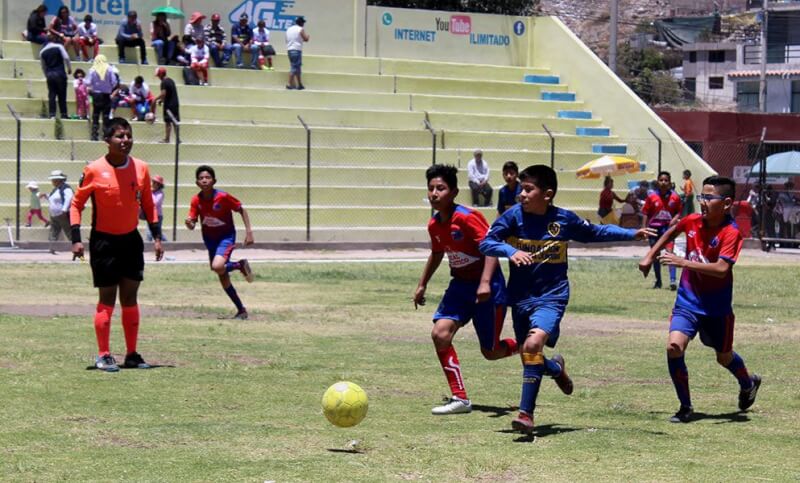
[24,223,31,227]
[266,66,275,71]
[239,259,254,283]
[123,351,151,369]
[297,84,305,90]
[669,405,694,423]
[95,354,120,372]
[431,397,472,415]
[285,85,295,90]
[511,411,534,434]
[551,354,574,395]
[141,59,149,65]
[670,282,677,291]
[119,57,127,64]
[653,281,662,289]
[738,374,762,411]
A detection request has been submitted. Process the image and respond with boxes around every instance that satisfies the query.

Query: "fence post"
[755,127,768,249]
[647,127,662,174]
[167,109,180,242]
[298,116,311,242]
[7,104,21,242]
[542,124,554,169]
[424,114,437,217]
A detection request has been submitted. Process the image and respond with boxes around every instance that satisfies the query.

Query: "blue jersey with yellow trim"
[480,204,638,304]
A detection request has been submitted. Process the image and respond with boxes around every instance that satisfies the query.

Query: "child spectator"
[185,165,255,319]
[142,175,167,241]
[285,16,309,90]
[172,35,192,66]
[639,176,761,423]
[497,161,520,216]
[25,181,49,227]
[77,15,101,62]
[413,164,517,415]
[597,176,626,225]
[151,12,177,65]
[642,171,683,290]
[480,164,653,434]
[189,36,211,85]
[680,169,696,216]
[73,69,90,120]
[49,6,80,59]
[252,20,275,70]
[25,5,48,45]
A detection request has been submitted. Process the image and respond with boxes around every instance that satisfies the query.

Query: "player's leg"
[701,313,761,411]
[212,238,248,318]
[513,326,548,434]
[666,241,677,290]
[474,272,517,360]
[430,280,471,415]
[112,231,150,369]
[667,308,695,422]
[648,235,663,288]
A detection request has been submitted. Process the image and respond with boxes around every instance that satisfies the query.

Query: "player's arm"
[476,256,497,303]
[185,196,199,229]
[239,207,254,246]
[639,223,682,277]
[413,251,444,309]
[658,253,731,278]
[479,212,519,262]
[572,215,655,244]
[641,198,652,228]
[69,167,95,258]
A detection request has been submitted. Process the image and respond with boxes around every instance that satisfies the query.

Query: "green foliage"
[618,45,683,106]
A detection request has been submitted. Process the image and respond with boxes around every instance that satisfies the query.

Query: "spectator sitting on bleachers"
[127,76,156,120]
[252,20,275,70]
[231,13,255,69]
[171,36,192,66]
[204,13,232,67]
[116,10,148,64]
[24,5,49,45]
[151,12,177,65]
[184,12,206,44]
[49,6,80,59]
[76,15,101,62]
[189,37,211,85]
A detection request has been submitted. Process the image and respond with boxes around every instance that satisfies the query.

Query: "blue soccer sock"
[224,284,245,313]
[668,355,692,408]
[225,261,241,273]
[669,265,677,283]
[543,356,562,377]
[725,352,753,390]
[519,352,545,415]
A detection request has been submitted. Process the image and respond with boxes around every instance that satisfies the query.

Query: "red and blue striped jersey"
[428,205,489,281]
[187,189,242,242]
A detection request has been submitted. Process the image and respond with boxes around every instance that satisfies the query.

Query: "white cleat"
[431,397,472,415]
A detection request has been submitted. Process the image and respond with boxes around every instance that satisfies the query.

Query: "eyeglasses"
[697,194,726,202]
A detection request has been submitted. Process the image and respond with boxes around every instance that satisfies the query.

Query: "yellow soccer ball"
[322,381,368,428]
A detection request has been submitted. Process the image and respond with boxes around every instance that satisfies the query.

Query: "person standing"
[116,10,148,64]
[680,169,696,216]
[467,149,492,207]
[87,55,118,141]
[154,67,180,143]
[642,171,682,290]
[45,170,74,254]
[285,16,309,90]
[70,117,164,372]
[39,34,72,119]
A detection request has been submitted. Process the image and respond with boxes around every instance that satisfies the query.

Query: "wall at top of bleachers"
[2,0,366,56]
[365,6,531,66]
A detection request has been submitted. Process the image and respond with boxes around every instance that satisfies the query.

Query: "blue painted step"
[592,144,628,154]
[576,127,610,137]
[541,92,576,102]
[523,74,560,84]
[558,110,592,119]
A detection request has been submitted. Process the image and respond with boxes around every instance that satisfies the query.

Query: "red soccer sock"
[94,303,114,356]
[436,345,467,400]
[502,338,519,357]
[121,305,140,355]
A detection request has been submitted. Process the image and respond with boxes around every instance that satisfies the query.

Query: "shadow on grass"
[327,448,365,454]
[85,364,176,371]
[497,424,581,442]
[689,410,752,424]
[471,403,515,418]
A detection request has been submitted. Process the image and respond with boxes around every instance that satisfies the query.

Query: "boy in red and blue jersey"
[480,165,654,434]
[186,165,255,319]
[641,171,683,290]
[640,175,761,423]
[413,164,518,416]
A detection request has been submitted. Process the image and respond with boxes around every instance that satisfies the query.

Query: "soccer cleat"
[233,310,248,320]
[670,282,677,291]
[95,354,120,372]
[738,374,762,411]
[240,259,254,283]
[653,281,662,289]
[123,351,151,369]
[431,397,472,415]
[297,84,306,90]
[511,411,535,434]
[551,354,574,395]
[669,405,694,423]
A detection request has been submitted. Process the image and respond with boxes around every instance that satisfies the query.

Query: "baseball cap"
[26,181,39,189]
[295,16,306,25]
[211,13,221,21]
[155,66,167,77]
[239,13,249,20]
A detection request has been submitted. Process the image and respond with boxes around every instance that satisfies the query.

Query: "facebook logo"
[513,20,525,36]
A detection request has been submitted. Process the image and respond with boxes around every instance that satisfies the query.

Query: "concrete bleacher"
[1,38,656,243]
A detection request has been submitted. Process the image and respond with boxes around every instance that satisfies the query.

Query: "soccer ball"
[322,381,368,428]
[144,112,155,124]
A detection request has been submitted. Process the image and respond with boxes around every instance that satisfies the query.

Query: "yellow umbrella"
[576,155,640,179]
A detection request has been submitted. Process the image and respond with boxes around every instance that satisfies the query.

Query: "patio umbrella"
[151,6,185,18]
[749,151,800,177]
[576,155,640,179]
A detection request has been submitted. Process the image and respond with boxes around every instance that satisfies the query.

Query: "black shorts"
[163,105,180,124]
[89,230,145,288]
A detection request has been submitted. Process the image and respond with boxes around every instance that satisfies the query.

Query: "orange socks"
[121,305,140,355]
[94,303,114,356]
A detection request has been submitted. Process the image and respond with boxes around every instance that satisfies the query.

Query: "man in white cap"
[46,169,74,254]
[467,149,492,207]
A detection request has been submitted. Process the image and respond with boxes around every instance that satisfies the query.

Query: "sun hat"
[189,12,206,24]
[48,170,67,180]
[26,181,39,189]
[152,175,165,186]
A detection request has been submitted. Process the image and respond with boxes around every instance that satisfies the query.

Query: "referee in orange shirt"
[71,117,164,372]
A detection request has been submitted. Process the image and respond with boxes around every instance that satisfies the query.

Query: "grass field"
[1,256,799,481]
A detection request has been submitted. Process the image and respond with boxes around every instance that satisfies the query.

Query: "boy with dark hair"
[642,170,683,290]
[70,117,164,372]
[480,164,654,434]
[497,161,521,216]
[186,165,255,319]
[413,164,518,415]
[639,175,760,423]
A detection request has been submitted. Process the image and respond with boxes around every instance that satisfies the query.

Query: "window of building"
[688,51,697,63]
[737,81,760,112]
[709,77,724,89]
[792,80,800,113]
[708,50,726,63]
[684,78,696,100]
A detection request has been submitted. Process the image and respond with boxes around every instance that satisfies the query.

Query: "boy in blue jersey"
[414,164,518,415]
[186,165,255,319]
[639,176,760,423]
[480,165,654,434]
[497,161,521,216]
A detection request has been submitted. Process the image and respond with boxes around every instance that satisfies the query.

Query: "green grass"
[1,258,799,481]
